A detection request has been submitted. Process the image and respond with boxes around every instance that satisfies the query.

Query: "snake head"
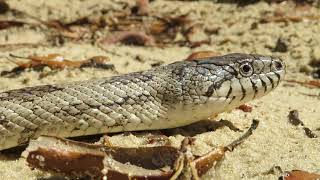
[171,53,286,119]
[194,53,285,101]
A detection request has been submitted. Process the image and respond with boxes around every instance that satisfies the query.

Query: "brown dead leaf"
[22,120,259,179]
[237,104,253,112]
[190,147,225,177]
[0,20,25,30]
[150,14,190,35]
[22,136,179,179]
[1,54,113,77]
[185,51,221,61]
[43,20,88,40]
[21,15,101,40]
[280,170,320,180]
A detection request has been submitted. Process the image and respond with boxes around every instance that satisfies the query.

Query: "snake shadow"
[0,119,240,158]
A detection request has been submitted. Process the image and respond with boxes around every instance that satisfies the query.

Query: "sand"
[0,0,319,179]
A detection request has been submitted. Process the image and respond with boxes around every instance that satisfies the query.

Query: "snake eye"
[240,63,253,76]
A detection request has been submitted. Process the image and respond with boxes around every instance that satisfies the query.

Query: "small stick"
[225,119,259,151]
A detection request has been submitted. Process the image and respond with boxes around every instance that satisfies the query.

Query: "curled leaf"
[185,51,220,61]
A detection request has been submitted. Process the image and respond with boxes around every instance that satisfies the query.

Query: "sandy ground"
[0,0,319,179]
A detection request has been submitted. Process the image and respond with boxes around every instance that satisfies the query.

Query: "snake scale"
[0,53,285,150]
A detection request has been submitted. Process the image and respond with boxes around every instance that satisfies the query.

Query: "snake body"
[0,53,285,150]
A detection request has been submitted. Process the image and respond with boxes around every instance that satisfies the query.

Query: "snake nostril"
[274,61,283,70]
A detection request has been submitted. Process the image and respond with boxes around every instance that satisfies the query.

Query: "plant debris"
[216,119,242,132]
[185,51,221,61]
[162,119,242,137]
[299,92,319,98]
[260,6,320,24]
[273,37,289,52]
[22,13,103,40]
[288,110,302,126]
[0,1,212,48]
[284,79,320,88]
[261,165,283,175]
[0,20,25,30]
[1,54,114,77]
[22,120,259,179]
[279,170,320,180]
[237,104,253,112]
[185,25,210,48]
[288,110,317,138]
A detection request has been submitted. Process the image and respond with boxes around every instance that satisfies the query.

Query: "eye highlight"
[239,63,253,77]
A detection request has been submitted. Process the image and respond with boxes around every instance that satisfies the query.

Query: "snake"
[0,53,285,150]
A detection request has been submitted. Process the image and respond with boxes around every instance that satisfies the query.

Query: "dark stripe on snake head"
[250,78,258,99]
[266,75,274,89]
[239,80,246,101]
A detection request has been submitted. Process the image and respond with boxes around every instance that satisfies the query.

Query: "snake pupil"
[242,64,251,73]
